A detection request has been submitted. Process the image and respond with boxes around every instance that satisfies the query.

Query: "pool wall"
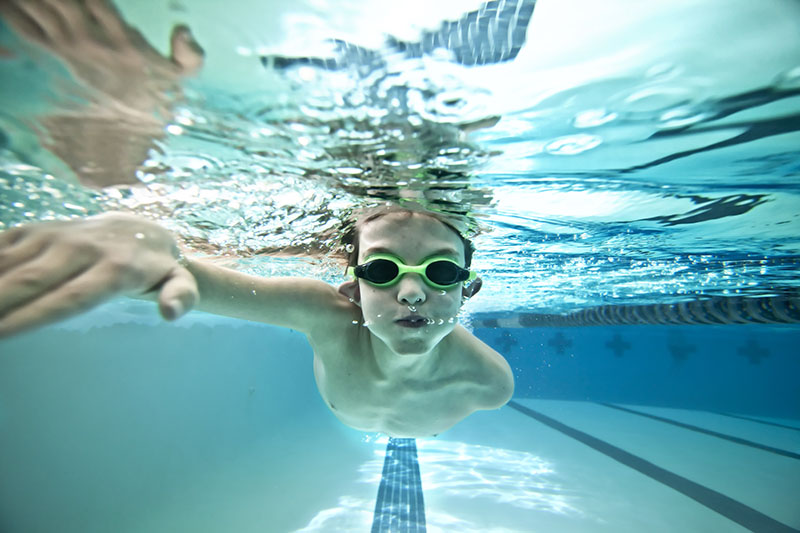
[474,323,800,419]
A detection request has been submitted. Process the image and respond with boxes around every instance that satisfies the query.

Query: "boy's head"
[340,204,475,268]
[338,205,481,356]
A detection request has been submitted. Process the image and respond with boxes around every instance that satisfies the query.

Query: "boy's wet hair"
[340,205,475,268]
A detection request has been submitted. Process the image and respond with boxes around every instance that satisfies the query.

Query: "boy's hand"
[0,213,198,338]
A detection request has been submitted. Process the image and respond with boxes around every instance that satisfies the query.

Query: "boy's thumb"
[157,266,199,320]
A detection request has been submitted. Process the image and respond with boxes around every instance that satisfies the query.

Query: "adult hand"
[0,0,204,187]
[0,0,204,103]
[0,213,199,337]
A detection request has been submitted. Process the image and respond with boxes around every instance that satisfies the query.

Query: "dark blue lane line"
[712,411,800,432]
[600,403,800,460]
[371,438,426,533]
[507,401,800,533]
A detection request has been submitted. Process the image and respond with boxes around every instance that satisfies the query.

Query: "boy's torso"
[308,324,490,437]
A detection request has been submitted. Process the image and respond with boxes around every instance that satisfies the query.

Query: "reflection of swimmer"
[2,0,504,203]
[0,205,514,438]
[0,0,204,187]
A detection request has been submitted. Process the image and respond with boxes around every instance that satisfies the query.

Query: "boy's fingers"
[0,234,48,274]
[0,226,26,248]
[156,266,199,321]
[0,243,93,316]
[0,263,119,338]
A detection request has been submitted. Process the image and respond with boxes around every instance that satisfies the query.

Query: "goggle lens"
[351,256,472,288]
[362,259,399,284]
[426,260,461,285]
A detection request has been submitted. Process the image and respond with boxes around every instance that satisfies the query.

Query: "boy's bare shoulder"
[448,325,515,409]
[299,278,363,331]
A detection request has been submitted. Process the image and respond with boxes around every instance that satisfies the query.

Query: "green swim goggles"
[347,253,477,290]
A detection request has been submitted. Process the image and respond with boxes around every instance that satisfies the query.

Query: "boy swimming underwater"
[0,0,513,437]
[0,206,514,437]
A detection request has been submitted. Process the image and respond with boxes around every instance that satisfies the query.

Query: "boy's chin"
[367,320,455,356]
[390,341,435,356]
[386,332,442,356]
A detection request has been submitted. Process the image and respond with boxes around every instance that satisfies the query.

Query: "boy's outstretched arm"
[182,256,351,333]
[0,213,348,338]
[0,213,197,337]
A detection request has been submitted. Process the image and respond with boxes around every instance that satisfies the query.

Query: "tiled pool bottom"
[345,401,800,533]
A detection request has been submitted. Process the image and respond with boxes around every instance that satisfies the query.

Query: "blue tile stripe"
[600,403,800,460]
[371,438,426,533]
[714,411,800,432]
[508,401,800,533]
[262,0,537,71]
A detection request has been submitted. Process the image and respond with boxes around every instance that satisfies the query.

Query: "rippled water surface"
[1,0,799,314]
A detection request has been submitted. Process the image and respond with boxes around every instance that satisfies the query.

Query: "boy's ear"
[462,276,482,299]
[338,280,361,306]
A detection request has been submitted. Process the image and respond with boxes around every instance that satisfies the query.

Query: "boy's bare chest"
[310,341,478,437]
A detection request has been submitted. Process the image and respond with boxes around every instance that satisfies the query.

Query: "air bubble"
[408,306,416,312]
[775,65,800,89]
[345,243,355,253]
[545,134,601,155]
[134,232,145,239]
[166,124,184,135]
[573,109,617,128]
[351,320,359,325]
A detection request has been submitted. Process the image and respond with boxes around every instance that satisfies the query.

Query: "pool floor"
[297,400,799,532]
[1,321,798,532]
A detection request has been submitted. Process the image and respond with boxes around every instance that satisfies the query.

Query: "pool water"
[1,0,799,531]
[1,312,798,532]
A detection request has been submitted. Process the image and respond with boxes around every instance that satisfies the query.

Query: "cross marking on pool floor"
[548,332,572,355]
[737,338,770,365]
[605,333,631,357]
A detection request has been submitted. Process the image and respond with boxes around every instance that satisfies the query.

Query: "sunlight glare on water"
[0,0,798,314]
[293,438,578,532]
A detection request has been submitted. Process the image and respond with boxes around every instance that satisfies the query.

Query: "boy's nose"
[396,274,427,305]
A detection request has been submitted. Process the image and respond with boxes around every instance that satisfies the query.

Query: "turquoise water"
[1,0,799,531]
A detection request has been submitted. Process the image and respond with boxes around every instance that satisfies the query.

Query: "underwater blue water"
[0,0,799,531]
[477,324,800,419]
[2,309,799,532]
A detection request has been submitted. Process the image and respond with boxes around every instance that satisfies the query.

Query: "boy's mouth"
[395,315,430,328]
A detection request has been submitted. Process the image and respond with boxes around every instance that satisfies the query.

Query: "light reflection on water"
[415,439,578,514]
[294,438,580,533]
[0,0,799,314]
